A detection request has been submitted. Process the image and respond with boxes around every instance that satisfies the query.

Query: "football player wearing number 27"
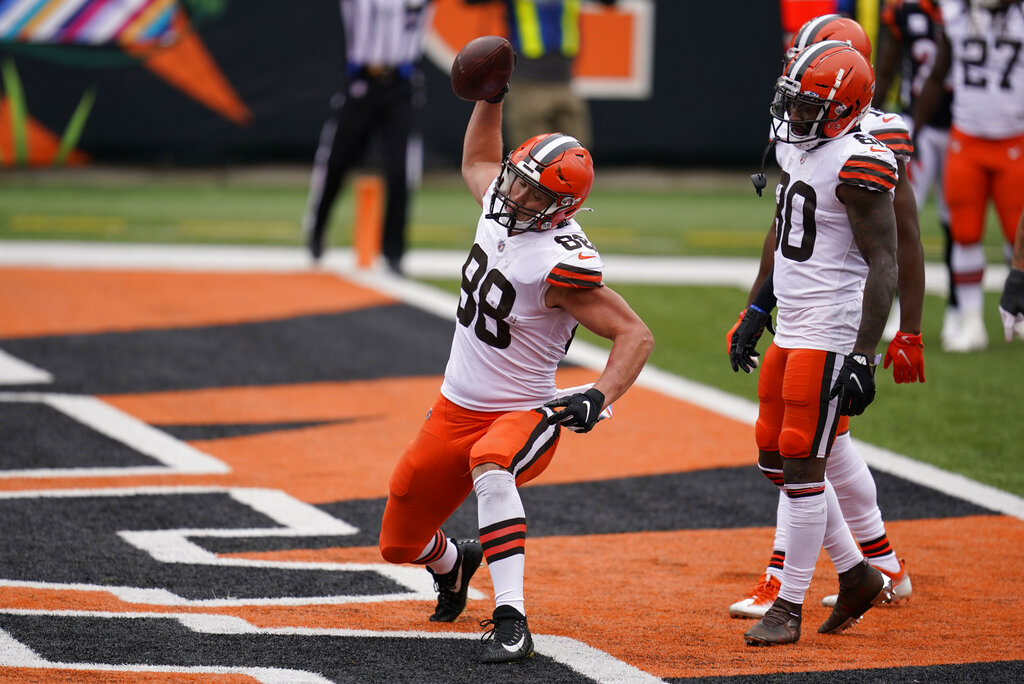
[377,83,653,662]
[732,41,899,646]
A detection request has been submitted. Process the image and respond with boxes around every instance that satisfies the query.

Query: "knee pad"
[379,544,419,565]
[778,426,812,460]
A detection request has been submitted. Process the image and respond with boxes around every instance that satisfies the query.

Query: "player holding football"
[727,15,919,627]
[377,86,653,662]
[730,40,898,646]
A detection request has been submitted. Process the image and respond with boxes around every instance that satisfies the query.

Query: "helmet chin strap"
[751,139,777,196]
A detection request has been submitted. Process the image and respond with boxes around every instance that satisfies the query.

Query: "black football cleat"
[427,538,482,622]
[818,560,893,634]
[744,599,802,646]
[479,605,534,663]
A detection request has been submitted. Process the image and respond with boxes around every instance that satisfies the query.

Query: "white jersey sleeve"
[440,184,605,412]
[860,108,914,163]
[940,0,1024,138]
[772,133,898,353]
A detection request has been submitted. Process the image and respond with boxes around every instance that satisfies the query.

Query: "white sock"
[778,483,826,605]
[822,480,863,574]
[827,434,900,573]
[475,469,526,615]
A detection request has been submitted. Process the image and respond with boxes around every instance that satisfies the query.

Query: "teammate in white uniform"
[915,0,1024,351]
[731,40,898,647]
[379,91,652,663]
[727,16,919,626]
[875,0,958,343]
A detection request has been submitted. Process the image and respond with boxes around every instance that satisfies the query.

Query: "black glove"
[544,388,605,433]
[999,267,1024,342]
[485,82,509,103]
[729,305,775,373]
[829,353,877,416]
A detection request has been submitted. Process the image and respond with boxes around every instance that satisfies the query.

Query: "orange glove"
[726,310,746,354]
[883,332,925,384]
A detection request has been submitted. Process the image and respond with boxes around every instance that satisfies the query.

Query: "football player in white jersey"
[915,0,1024,351]
[730,40,898,646]
[378,92,653,663]
[726,16,919,628]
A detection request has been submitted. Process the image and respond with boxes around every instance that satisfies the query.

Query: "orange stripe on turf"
[0,268,395,338]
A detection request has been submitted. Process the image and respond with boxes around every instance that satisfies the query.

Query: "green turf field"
[2,168,1021,496]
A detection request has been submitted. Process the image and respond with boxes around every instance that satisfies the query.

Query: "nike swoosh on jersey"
[578,253,596,259]
[870,146,888,153]
[882,115,897,123]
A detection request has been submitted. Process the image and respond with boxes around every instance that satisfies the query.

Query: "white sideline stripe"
[0,349,52,385]
[0,240,1009,292]
[0,609,663,684]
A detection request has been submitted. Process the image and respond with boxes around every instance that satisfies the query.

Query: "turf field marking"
[0,348,52,384]
[0,623,332,683]
[0,393,229,477]
[0,485,473,607]
[0,610,664,683]
[0,241,1010,292]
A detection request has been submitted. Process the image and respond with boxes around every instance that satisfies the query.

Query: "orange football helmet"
[771,41,875,147]
[487,133,594,233]
[787,13,872,61]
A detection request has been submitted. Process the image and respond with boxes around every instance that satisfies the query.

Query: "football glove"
[829,353,877,416]
[998,268,1024,342]
[883,332,925,384]
[544,388,605,433]
[728,305,775,374]
[485,82,509,103]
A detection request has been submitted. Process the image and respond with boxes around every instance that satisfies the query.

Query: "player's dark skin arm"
[745,220,777,305]
[837,183,899,357]
[892,160,925,334]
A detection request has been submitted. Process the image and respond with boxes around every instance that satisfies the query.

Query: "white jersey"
[440,182,604,412]
[772,132,898,353]
[940,0,1024,138]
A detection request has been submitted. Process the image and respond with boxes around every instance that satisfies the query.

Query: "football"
[450,35,515,102]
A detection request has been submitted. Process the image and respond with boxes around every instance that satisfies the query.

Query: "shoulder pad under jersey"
[838,136,899,193]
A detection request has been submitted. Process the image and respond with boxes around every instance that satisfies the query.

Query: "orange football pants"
[379,393,560,564]
[944,127,1024,246]
[755,343,847,460]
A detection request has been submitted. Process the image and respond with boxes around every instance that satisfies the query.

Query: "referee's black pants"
[305,72,420,268]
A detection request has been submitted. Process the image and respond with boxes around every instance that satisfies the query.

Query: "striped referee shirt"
[340,0,435,68]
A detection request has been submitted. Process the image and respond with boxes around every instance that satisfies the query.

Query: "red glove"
[883,332,925,384]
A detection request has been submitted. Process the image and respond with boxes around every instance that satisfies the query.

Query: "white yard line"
[1,241,1020,520]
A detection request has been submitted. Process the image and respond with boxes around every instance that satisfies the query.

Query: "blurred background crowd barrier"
[0,0,885,169]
